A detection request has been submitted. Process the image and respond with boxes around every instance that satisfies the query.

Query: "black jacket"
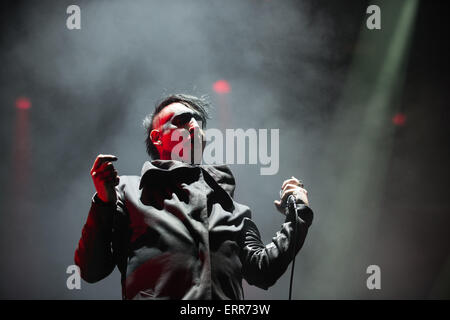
[75,160,313,299]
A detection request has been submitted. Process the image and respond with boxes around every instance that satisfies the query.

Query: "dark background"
[0,0,449,299]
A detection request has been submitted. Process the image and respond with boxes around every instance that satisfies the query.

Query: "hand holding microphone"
[274,176,309,215]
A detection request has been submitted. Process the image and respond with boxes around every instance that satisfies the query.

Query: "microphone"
[279,190,298,212]
[287,194,297,210]
[279,191,299,300]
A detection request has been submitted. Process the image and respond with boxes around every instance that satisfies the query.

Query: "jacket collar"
[139,160,236,199]
[140,159,193,177]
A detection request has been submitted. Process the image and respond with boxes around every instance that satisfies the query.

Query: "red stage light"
[15,97,31,110]
[213,80,231,94]
[392,113,406,126]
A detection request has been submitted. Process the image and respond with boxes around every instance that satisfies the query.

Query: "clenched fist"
[274,176,309,215]
[90,154,120,203]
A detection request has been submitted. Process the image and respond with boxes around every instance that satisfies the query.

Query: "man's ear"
[150,129,162,146]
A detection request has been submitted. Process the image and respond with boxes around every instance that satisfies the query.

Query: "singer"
[74,94,313,299]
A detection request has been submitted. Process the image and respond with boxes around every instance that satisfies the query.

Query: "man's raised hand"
[90,154,119,203]
[274,176,309,215]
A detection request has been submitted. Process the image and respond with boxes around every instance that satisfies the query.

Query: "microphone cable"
[287,195,298,300]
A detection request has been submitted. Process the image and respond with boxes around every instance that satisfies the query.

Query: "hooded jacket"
[75,160,313,299]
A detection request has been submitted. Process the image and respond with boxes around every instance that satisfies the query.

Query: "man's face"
[151,102,206,164]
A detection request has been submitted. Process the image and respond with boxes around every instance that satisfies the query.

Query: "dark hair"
[143,94,210,159]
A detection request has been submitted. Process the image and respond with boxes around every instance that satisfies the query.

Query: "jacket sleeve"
[239,204,313,290]
[74,194,117,283]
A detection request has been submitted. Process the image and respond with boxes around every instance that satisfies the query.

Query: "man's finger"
[91,154,118,173]
[93,155,118,169]
[103,175,118,182]
[95,162,115,174]
[281,179,296,190]
[282,186,308,198]
[281,188,307,202]
[93,167,116,179]
[273,200,286,215]
[282,188,309,206]
[96,170,117,180]
[274,200,282,209]
[283,187,307,197]
[281,183,300,193]
[280,188,297,203]
[281,177,302,190]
